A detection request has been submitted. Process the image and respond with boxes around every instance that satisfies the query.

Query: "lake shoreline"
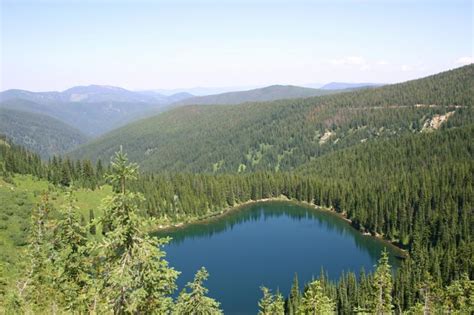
[153,196,409,257]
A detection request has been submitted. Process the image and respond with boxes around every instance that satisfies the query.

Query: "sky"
[0,0,472,92]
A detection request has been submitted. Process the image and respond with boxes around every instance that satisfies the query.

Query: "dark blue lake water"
[157,201,402,314]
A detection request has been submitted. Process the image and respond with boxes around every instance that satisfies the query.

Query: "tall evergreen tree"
[52,190,90,312]
[271,291,285,315]
[93,149,179,314]
[257,287,285,315]
[22,193,56,312]
[298,280,335,314]
[371,249,393,314]
[258,287,275,315]
[173,267,222,315]
[288,273,301,315]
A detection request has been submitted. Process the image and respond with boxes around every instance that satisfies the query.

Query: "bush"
[10,234,27,247]
[17,207,30,219]
[19,222,29,232]
[2,175,14,185]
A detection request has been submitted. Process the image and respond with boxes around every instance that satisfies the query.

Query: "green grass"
[51,184,112,236]
[0,175,47,281]
[0,174,112,282]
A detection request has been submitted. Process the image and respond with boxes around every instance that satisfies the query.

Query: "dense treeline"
[0,135,105,189]
[130,127,473,312]
[259,251,472,314]
[175,84,335,106]
[2,121,473,312]
[71,65,474,173]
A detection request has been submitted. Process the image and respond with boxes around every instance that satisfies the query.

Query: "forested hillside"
[72,65,474,172]
[1,64,473,315]
[0,98,165,137]
[174,84,335,106]
[0,108,88,158]
[2,0,471,313]
[1,117,472,312]
[320,82,382,90]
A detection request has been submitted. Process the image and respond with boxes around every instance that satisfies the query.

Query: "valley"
[0,65,472,314]
[1,1,472,312]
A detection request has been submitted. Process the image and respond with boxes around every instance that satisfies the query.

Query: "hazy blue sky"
[1,0,472,91]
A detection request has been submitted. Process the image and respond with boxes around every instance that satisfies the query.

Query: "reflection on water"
[155,201,402,315]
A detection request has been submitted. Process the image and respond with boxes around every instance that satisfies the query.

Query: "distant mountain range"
[174,85,336,106]
[143,82,381,95]
[0,83,349,138]
[0,85,196,137]
[143,85,264,96]
[0,81,384,156]
[0,85,192,105]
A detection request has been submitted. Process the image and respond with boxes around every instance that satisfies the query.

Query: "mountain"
[61,85,161,103]
[0,98,163,137]
[165,92,195,103]
[302,83,324,89]
[321,82,383,90]
[0,85,180,104]
[146,85,263,96]
[0,89,62,104]
[0,108,88,158]
[71,65,474,172]
[174,85,335,106]
[137,91,193,103]
[0,86,195,137]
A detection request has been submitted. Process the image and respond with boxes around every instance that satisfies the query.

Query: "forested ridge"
[72,65,473,173]
[0,85,193,137]
[0,108,89,158]
[0,65,473,314]
[174,84,335,106]
[1,127,473,313]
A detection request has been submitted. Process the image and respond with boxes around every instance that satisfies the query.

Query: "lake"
[157,201,403,314]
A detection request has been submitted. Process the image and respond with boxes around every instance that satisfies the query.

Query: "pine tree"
[271,291,285,315]
[94,149,179,314]
[299,280,335,314]
[258,287,274,315]
[288,273,301,315]
[417,272,438,315]
[96,158,104,179]
[89,208,96,235]
[371,249,393,314]
[22,193,56,312]
[60,162,71,186]
[287,273,301,315]
[52,190,90,312]
[257,287,285,315]
[173,267,222,315]
[442,273,473,313]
